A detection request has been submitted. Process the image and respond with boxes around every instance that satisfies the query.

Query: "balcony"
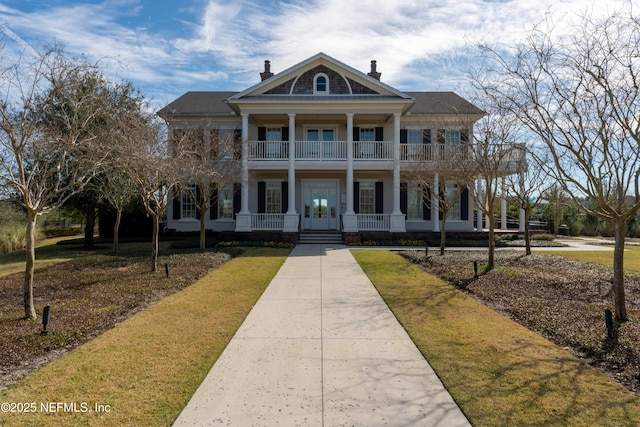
[248,140,394,161]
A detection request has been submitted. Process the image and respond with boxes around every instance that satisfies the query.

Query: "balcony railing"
[248,141,394,161]
[251,213,285,230]
[357,214,391,231]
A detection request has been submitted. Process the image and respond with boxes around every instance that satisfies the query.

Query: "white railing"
[295,141,347,160]
[357,214,391,231]
[248,141,289,160]
[354,141,393,160]
[400,144,470,162]
[251,213,285,230]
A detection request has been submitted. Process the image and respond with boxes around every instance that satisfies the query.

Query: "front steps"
[297,232,343,245]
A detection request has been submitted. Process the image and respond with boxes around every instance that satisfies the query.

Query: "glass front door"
[303,182,338,230]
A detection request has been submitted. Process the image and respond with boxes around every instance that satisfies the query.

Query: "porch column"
[283,113,299,232]
[389,112,406,232]
[342,113,358,232]
[235,113,252,232]
[501,177,507,230]
[433,173,440,232]
[476,174,483,232]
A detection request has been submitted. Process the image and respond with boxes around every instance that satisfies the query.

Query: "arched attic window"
[314,73,329,94]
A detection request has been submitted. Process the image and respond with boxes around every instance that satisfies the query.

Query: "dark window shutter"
[282,127,289,141]
[375,182,384,214]
[258,127,266,141]
[400,182,407,215]
[353,127,360,141]
[281,182,288,213]
[437,129,446,144]
[195,186,202,220]
[353,182,360,214]
[233,183,241,215]
[172,190,181,220]
[423,129,431,144]
[461,129,469,144]
[233,129,242,160]
[400,129,408,144]
[210,190,218,220]
[375,127,384,141]
[257,182,266,213]
[461,187,469,220]
[439,187,444,220]
[422,187,431,221]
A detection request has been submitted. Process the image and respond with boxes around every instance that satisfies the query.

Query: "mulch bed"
[0,247,237,390]
[401,250,640,395]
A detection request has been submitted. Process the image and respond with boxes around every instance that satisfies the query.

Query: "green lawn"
[0,247,289,426]
[537,245,640,271]
[352,250,640,426]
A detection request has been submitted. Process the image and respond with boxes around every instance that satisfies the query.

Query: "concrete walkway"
[174,244,470,426]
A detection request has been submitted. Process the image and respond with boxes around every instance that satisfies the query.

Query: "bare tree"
[172,126,240,250]
[405,138,468,255]
[95,166,137,253]
[0,45,116,319]
[477,7,640,321]
[461,110,524,270]
[127,113,176,272]
[505,145,550,255]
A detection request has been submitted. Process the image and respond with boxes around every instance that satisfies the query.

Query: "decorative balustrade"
[251,213,285,230]
[356,214,391,231]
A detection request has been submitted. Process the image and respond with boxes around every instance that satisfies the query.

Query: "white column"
[476,174,483,232]
[346,114,354,215]
[235,113,252,232]
[501,177,507,230]
[287,114,296,214]
[342,113,358,232]
[283,113,299,232]
[389,113,406,232]
[433,173,440,232]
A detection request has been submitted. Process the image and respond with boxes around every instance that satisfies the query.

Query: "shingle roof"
[157,91,484,117]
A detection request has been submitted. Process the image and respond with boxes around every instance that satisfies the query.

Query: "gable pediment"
[229,53,410,100]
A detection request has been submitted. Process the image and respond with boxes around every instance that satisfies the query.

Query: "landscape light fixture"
[41,305,50,336]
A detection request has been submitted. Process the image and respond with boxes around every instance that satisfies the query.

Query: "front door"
[303,182,338,230]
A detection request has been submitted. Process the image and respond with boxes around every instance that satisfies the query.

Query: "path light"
[473,261,478,279]
[605,309,614,338]
[165,263,169,278]
[41,305,50,336]
[425,246,428,258]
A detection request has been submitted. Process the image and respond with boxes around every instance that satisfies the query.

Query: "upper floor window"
[445,129,461,144]
[314,73,329,94]
[407,129,424,144]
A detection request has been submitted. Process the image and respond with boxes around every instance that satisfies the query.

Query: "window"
[211,129,237,159]
[266,182,281,213]
[407,129,424,144]
[445,183,461,220]
[359,182,375,214]
[407,183,423,220]
[267,128,282,158]
[181,186,197,219]
[445,129,461,144]
[359,127,375,158]
[218,187,234,219]
[314,73,329,94]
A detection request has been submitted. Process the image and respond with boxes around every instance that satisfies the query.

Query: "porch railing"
[251,213,285,230]
[357,214,391,231]
[248,141,394,161]
[400,144,470,162]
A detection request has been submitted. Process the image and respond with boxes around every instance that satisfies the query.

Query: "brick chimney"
[367,60,381,80]
[260,60,274,81]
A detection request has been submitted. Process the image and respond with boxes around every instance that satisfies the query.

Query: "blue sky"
[0,0,630,108]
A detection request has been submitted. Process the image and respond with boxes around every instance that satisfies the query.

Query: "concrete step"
[298,233,343,245]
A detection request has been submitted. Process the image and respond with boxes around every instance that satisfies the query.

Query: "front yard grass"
[352,250,640,426]
[538,245,640,271]
[0,247,289,426]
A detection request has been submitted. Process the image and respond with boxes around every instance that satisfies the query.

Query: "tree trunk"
[151,214,159,272]
[24,213,37,320]
[84,199,96,248]
[524,206,532,256]
[199,211,206,251]
[613,219,628,322]
[440,216,447,256]
[113,208,122,253]
[487,214,496,270]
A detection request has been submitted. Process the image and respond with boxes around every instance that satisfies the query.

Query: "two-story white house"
[159,52,492,243]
